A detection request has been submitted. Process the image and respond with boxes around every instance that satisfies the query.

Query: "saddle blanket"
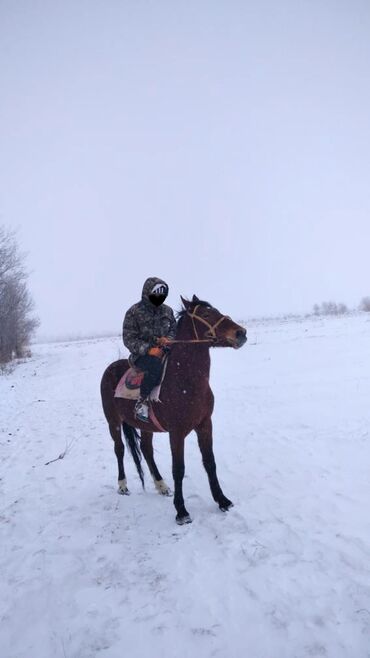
[114,358,168,402]
[114,359,168,432]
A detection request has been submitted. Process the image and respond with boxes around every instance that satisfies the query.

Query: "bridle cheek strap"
[188,305,228,341]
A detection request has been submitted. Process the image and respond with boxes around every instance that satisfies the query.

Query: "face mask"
[149,294,167,307]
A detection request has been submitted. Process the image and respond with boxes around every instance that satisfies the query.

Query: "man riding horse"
[122,277,176,422]
[103,286,247,523]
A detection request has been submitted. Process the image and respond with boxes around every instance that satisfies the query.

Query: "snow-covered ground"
[1,314,369,658]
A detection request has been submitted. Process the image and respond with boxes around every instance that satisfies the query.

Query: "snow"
[1,314,370,658]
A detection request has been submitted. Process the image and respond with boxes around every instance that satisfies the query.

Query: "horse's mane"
[176,298,212,327]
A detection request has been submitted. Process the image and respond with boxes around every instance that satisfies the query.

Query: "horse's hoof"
[176,513,192,525]
[117,479,130,495]
[219,499,233,512]
[117,486,130,496]
[154,480,172,496]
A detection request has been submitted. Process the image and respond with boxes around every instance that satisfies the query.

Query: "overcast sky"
[1,1,369,337]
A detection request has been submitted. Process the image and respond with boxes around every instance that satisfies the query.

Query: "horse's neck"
[167,319,211,381]
[168,344,211,380]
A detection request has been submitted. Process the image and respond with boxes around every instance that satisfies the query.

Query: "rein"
[170,339,215,344]
[170,305,228,345]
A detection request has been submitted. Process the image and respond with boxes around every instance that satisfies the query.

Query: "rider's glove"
[156,336,173,347]
[148,346,163,357]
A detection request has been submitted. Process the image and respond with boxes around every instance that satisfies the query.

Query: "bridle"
[188,304,229,341]
[171,305,229,345]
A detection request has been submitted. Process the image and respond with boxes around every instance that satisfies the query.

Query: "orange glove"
[148,346,163,357]
[156,336,173,347]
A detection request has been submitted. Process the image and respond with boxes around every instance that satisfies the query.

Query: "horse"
[100,295,247,524]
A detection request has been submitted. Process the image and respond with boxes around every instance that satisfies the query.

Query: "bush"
[359,297,370,312]
[312,301,348,316]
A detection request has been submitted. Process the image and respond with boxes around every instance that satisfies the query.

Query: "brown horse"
[100,295,247,524]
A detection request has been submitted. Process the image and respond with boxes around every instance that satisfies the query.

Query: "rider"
[122,277,176,421]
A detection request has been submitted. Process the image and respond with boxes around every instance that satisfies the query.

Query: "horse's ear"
[181,295,190,309]
[192,295,200,303]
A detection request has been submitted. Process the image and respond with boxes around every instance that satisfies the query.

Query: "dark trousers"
[135,355,163,399]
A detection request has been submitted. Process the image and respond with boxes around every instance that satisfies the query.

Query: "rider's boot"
[134,397,149,422]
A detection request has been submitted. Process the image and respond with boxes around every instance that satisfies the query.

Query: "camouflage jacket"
[122,277,177,362]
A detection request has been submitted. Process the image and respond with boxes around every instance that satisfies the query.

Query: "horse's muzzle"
[228,328,247,349]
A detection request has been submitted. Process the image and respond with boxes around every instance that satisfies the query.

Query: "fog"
[1,1,369,337]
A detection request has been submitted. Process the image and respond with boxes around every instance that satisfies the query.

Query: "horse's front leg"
[140,430,172,495]
[169,431,192,525]
[195,416,233,511]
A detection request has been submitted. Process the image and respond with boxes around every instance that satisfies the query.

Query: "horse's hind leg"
[101,361,130,495]
[140,431,172,495]
[109,423,129,495]
[195,416,233,511]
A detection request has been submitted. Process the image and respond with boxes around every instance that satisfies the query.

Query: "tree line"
[313,297,370,316]
[0,225,39,365]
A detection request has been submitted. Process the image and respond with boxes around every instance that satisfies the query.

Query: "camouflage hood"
[122,276,176,361]
[141,277,169,304]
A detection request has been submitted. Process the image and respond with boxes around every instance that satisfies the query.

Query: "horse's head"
[180,295,247,349]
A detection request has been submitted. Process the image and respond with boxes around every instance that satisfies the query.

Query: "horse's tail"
[122,422,145,489]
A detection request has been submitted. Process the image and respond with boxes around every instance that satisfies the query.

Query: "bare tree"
[0,226,23,278]
[0,226,39,365]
